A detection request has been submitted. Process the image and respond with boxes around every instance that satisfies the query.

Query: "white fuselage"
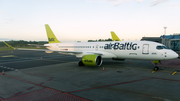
[44,41,179,60]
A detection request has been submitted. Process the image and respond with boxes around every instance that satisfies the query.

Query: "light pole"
[164,27,167,45]
[164,27,167,36]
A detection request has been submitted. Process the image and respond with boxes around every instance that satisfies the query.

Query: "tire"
[78,61,84,66]
[154,66,159,71]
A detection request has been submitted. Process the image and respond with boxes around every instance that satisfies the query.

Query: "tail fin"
[45,24,61,43]
[111,31,121,41]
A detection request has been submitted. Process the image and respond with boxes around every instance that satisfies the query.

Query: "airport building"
[141,33,180,53]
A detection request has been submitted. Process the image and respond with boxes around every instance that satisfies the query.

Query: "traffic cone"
[2,70,5,75]
[103,67,105,71]
[41,57,42,60]
[128,61,129,64]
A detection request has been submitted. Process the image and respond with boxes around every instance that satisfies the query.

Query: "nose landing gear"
[153,60,161,71]
[154,66,159,71]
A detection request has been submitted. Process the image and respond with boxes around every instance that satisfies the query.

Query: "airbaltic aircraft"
[3,24,179,71]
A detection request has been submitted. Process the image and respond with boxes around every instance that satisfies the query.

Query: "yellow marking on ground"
[152,70,156,73]
[1,55,16,57]
[172,71,177,75]
[104,65,178,75]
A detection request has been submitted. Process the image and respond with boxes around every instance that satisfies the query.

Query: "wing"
[3,41,82,54]
[3,41,117,58]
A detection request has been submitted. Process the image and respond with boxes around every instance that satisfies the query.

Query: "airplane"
[3,24,179,71]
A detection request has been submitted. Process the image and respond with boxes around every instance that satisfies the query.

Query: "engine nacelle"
[82,54,102,66]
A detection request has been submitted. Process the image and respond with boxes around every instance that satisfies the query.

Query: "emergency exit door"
[142,44,149,54]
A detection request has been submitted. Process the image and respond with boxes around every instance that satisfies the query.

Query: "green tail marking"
[111,31,121,41]
[45,24,61,43]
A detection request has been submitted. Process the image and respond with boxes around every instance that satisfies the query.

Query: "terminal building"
[141,33,180,53]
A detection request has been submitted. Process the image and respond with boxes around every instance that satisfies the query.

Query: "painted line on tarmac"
[0,55,73,65]
[152,70,156,73]
[3,74,89,101]
[26,86,35,90]
[19,70,55,81]
[13,92,23,96]
[1,55,16,57]
[153,77,180,82]
[171,71,177,75]
[151,60,180,68]
[39,82,45,85]
[0,97,4,101]
[68,77,154,93]
[68,77,180,94]
[0,66,19,72]
[106,64,180,75]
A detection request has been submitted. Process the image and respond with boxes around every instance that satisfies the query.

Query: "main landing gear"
[78,60,84,66]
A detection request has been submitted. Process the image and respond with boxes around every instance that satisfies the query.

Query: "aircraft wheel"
[154,66,159,71]
[78,60,84,66]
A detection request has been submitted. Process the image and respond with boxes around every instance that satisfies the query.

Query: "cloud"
[137,0,144,3]
[86,0,146,6]
[8,19,14,21]
[0,19,14,24]
[150,0,169,6]
[86,0,106,3]
[170,2,180,8]
[86,0,178,7]
[0,38,13,41]
[0,11,4,14]
[107,0,132,6]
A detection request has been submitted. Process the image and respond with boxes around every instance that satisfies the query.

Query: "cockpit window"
[156,46,163,50]
[162,46,170,49]
[156,46,170,50]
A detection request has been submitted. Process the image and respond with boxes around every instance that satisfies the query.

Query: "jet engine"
[80,54,102,66]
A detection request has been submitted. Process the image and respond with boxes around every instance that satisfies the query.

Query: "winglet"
[45,24,61,43]
[3,41,15,50]
[111,31,121,41]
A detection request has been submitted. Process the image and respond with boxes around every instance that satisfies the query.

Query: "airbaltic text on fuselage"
[104,42,138,50]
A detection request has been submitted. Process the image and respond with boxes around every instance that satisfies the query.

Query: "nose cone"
[174,52,179,58]
[175,53,179,58]
[167,51,179,59]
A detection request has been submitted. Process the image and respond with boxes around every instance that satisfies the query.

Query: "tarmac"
[0,50,180,101]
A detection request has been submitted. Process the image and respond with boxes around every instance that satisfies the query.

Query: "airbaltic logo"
[104,42,139,50]
[48,38,55,41]
[84,60,93,63]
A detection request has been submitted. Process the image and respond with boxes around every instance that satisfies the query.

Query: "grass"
[0,47,14,51]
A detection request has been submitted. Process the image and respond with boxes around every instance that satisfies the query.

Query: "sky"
[0,0,180,42]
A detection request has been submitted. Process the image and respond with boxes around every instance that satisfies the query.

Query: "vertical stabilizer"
[111,31,121,41]
[45,24,61,43]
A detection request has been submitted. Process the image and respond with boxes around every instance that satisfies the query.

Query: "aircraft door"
[142,44,149,54]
